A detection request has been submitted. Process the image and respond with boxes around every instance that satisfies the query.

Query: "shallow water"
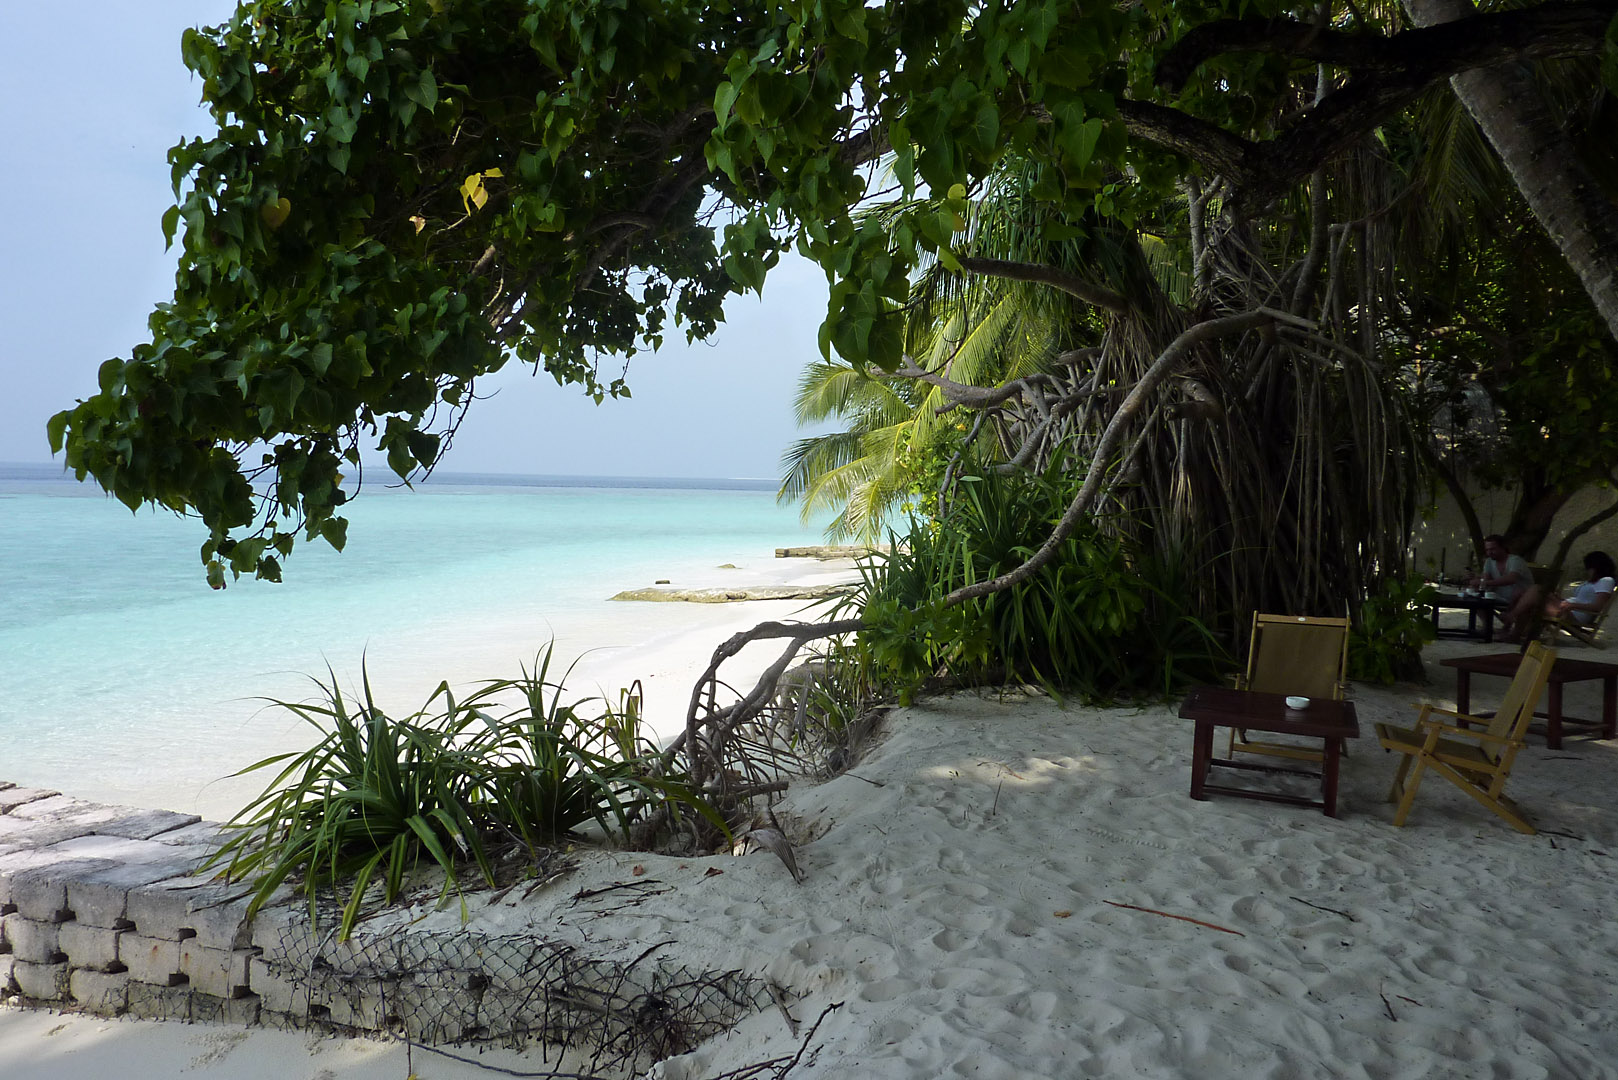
[0,465,830,816]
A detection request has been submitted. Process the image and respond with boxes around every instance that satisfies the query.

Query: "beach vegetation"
[845,468,1227,703]
[209,648,719,938]
[1348,575,1440,685]
[471,658,724,853]
[1398,201,1618,568]
[42,0,1618,801]
[779,179,1079,542]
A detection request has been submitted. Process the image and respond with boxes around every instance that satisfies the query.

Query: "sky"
[0,1,832,482]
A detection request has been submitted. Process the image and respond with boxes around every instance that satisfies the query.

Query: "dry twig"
[1103,900,1245,936]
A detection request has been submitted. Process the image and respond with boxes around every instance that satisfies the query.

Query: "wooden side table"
[1440,653,1618,749]
[1179,687,1361,817]
[1430,592,1508,643]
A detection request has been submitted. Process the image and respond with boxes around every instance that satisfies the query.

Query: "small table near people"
[1429,590,1509,643]
[1179,687,1361,817]
[1440,652,1618,749]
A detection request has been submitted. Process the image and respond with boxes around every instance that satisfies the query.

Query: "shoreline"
[3,552,860,822]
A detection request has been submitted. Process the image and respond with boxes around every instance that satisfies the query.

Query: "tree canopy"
[51,0,1618,586]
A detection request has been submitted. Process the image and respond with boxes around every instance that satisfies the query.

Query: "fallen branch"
[570,880,666,904]
[1103,900,1246,936]
[1289,895,1357,922]
[701,1001,845,1079]
[671,618,865,785]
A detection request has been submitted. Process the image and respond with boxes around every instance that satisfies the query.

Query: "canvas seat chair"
[1228,613,1351,762]
[1374,642,1555,834]
[1548,590,1613,649]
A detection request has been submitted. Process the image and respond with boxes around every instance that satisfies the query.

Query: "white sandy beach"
[6,631,1618,1079]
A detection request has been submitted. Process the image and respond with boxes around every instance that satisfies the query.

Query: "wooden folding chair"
[1374,642,1556,834]
[1228,613,1351,762]
[1548,593,1612,649]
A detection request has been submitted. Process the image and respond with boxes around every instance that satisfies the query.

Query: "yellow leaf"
[460,172,493,214]
[409,215,427,234]
[483,167,503,178]
[261,197,291,229]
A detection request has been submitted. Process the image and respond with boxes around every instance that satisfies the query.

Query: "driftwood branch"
[673,618,865,785]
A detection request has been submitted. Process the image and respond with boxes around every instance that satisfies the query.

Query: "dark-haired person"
[1550,550,1617,625]
[1505,550,1617,641]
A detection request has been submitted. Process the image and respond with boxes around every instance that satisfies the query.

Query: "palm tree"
[778,293,1059,541]
[776,358,925,543]
[778,170,1088,540]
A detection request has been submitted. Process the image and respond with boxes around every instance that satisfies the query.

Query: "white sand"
[9,635,1618,1078]
[0,1007,608,1080]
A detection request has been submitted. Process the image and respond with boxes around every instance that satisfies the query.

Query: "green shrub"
[208,666,494,937]
[1349,575,1438,683]
[844,469,1227,702]
[471,653,723,852]
[207,647,717,938]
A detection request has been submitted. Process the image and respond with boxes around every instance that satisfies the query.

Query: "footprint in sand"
[1009,989,1060,1022]
[858,976,920,1002]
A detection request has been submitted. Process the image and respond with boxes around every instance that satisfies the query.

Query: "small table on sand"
[1430,591,1509,643]
[1179,687,1361,818]
[1440,652,1618,749]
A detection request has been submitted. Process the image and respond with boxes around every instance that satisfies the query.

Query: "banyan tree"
[48,0,1618,780]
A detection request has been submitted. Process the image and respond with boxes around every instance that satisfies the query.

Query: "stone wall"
[0,782,767,1065]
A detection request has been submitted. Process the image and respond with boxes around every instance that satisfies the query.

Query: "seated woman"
[1505,550,1616,640]
[1552,550,1617,626]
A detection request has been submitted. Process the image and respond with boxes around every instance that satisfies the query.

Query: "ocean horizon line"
[0,460,781,493]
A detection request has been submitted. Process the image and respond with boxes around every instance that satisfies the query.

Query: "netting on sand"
[259,908,773,1074]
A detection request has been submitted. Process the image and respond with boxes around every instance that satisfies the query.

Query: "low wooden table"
[1440,652,1618,749]
[1430,592,1508,643]
[1179,687,1361,817]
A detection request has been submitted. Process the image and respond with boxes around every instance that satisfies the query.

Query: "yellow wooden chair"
[1374,642,1556,834]
[1228,613,1351,762]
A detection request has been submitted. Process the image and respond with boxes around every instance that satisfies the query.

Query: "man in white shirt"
[1474,534,1530,637]
[1474,535,1529,603]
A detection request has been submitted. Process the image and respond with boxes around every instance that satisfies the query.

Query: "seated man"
[1471,534,1530,633]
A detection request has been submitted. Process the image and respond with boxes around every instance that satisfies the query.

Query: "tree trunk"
[1547,482,1618,581]
[1505,471,1574,560]
[1405,0,1618,343]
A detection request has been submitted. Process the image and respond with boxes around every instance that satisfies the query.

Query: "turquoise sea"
[0,464,831,818]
